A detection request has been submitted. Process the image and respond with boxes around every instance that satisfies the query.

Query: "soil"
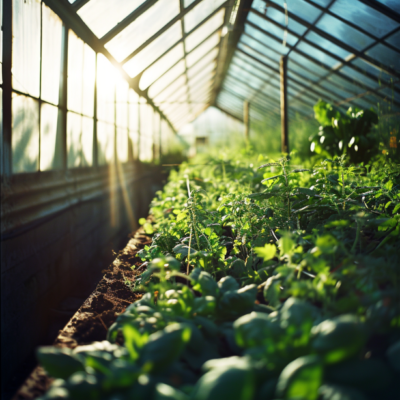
[12,227,152,400]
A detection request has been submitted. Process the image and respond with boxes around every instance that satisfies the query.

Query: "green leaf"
[254,244,276,261]
[276,355,323,400]
[176,211,188,222]
[392,203,400,214]
[123,324,148,361]
[173,244,197,257]
[192,270,219,297]
[155,383,189,400]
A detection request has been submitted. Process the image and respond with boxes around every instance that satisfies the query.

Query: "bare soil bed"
[13,228,151,400]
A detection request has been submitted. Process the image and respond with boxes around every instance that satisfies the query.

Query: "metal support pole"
[280,56,289,154]
[2,0,13,177]
[243,100,250,142]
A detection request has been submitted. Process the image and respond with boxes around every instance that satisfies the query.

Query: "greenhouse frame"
[1,0,399,398]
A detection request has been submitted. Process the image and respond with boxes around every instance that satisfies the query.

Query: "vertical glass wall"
[6,1,170,175]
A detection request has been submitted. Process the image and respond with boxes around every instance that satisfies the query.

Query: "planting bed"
[13,229,151,400]
[16,151,400,400]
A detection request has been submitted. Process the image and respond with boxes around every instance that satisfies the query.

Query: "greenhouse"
[1,0,400,399]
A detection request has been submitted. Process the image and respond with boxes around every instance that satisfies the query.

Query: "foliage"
[36,149,400,400]
[310,100,379,164]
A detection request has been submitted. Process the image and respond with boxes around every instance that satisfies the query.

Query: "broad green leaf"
[254,244,276,261]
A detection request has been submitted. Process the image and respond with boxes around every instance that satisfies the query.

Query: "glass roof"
[64,0,399,130]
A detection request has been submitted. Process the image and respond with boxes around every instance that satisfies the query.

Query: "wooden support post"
[243,100,250,142]
[280,56,289,154]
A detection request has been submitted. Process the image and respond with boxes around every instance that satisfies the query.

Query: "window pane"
[295,41,339,68]
[12,94,39,173]
[0,0,3,84]
[140,43,185,90]
[82,44,95,117]
[154,75,187,106]
[148,60,186,99]
[40,103,62,171]
[375,0,400,13]
[129,89,139,132]
[186,33,220,67]
[117,127,128,162]
[244,24,289,56]
[116,77,129,128]
[67,112,82,168]
[330,0,399,38]
[185,8,225,52]
[81,116,93,166]
[269,0,322,24]
[97,121,114,165]
[187,48,218,79]
[12,0,40,97]
[78,0,146,38]
[305,31,351,59]
[97,54,115,123]
[123,21,181,78]
[105,0,180,62]
[241,35,281,62]
[41,4,63,105]
[184,0,225,33]
[67,31,84,113]
[365,43,400,73]
[385,30,400,50]
[316,14,375,51]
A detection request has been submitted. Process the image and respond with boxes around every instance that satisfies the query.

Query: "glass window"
[78,0,146,39]
[82,45,96,117]
[67,113,93,168]
[123,21,182,78]
[128,90,139,159]
[41,4,63,105]
[241,35,281,63]
[0,0,2,84]
[116,77,129,128]
[105,0,180,62]
[385,30,400,50]
[339,66,380,89]
[269,0,322,24]
[244,24,289,56]
[12,94,39,173]
[330,0,399,38]
[140,43,185,90]
[365,43,400,73]
[185,8,225,52]
[288,52,327,77]
[154,75,187,107]
[351,58,393,84]
[40,103,62,171]
[97,54,115,124]
[304,31,351,60]
[148,60,186,99]
[186,33,220,67]
[295,42,339,69]
[316,14,375,51]
[184,0,226,33]
[187,48,218,79]
[97,121,114,165]
[67,31,84,114]
[117,127,128,162]
[237,42,279,71]
[375,0,400,13]
[12,0,41,97]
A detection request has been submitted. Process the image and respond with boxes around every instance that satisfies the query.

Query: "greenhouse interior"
[1,0,400,399]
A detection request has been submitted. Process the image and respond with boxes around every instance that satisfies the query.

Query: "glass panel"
[241,35,281,62]
[41,4,62,105]
[244,24,289,55]
[117,127,128,162]
[97,54,115,123]
[316,14,375,51]
[375,0,400,13]
[116,77,129,128]
[67,31,84,113]
[129,89,139,131]
[365,43,400,73]
[12,0,40,97]
[40,103,62,171]
[123,21,181,77]
[12,94,39,173]
[237,42,278,71]
[294,42,338,69]
[0,0,2,84]
[78,0,146,38]
[339,66,379,89]
[97,121,114,165]
[319,80,353,99]
[351,58,393,84]
[307,0,332,7]
[81,116,93,166]
[186,33,220,67]
[154,75,187,105]
[147,60,186,98]
[330,0,399,38]
[140,43,184,90]
[184,0,226,33]
[288,52,327,77]
[187,63,215,89]
[187,48,218,79]
[185,8,224,52]
[82,44,95,117]
[270,0,322,24]
[234,52,272,79]
[105,0,180,62]
[247,12,298,46]
[385,30,400,50]
[258,5,308,35]
[67,112,82,168]
[305,31,351,59]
